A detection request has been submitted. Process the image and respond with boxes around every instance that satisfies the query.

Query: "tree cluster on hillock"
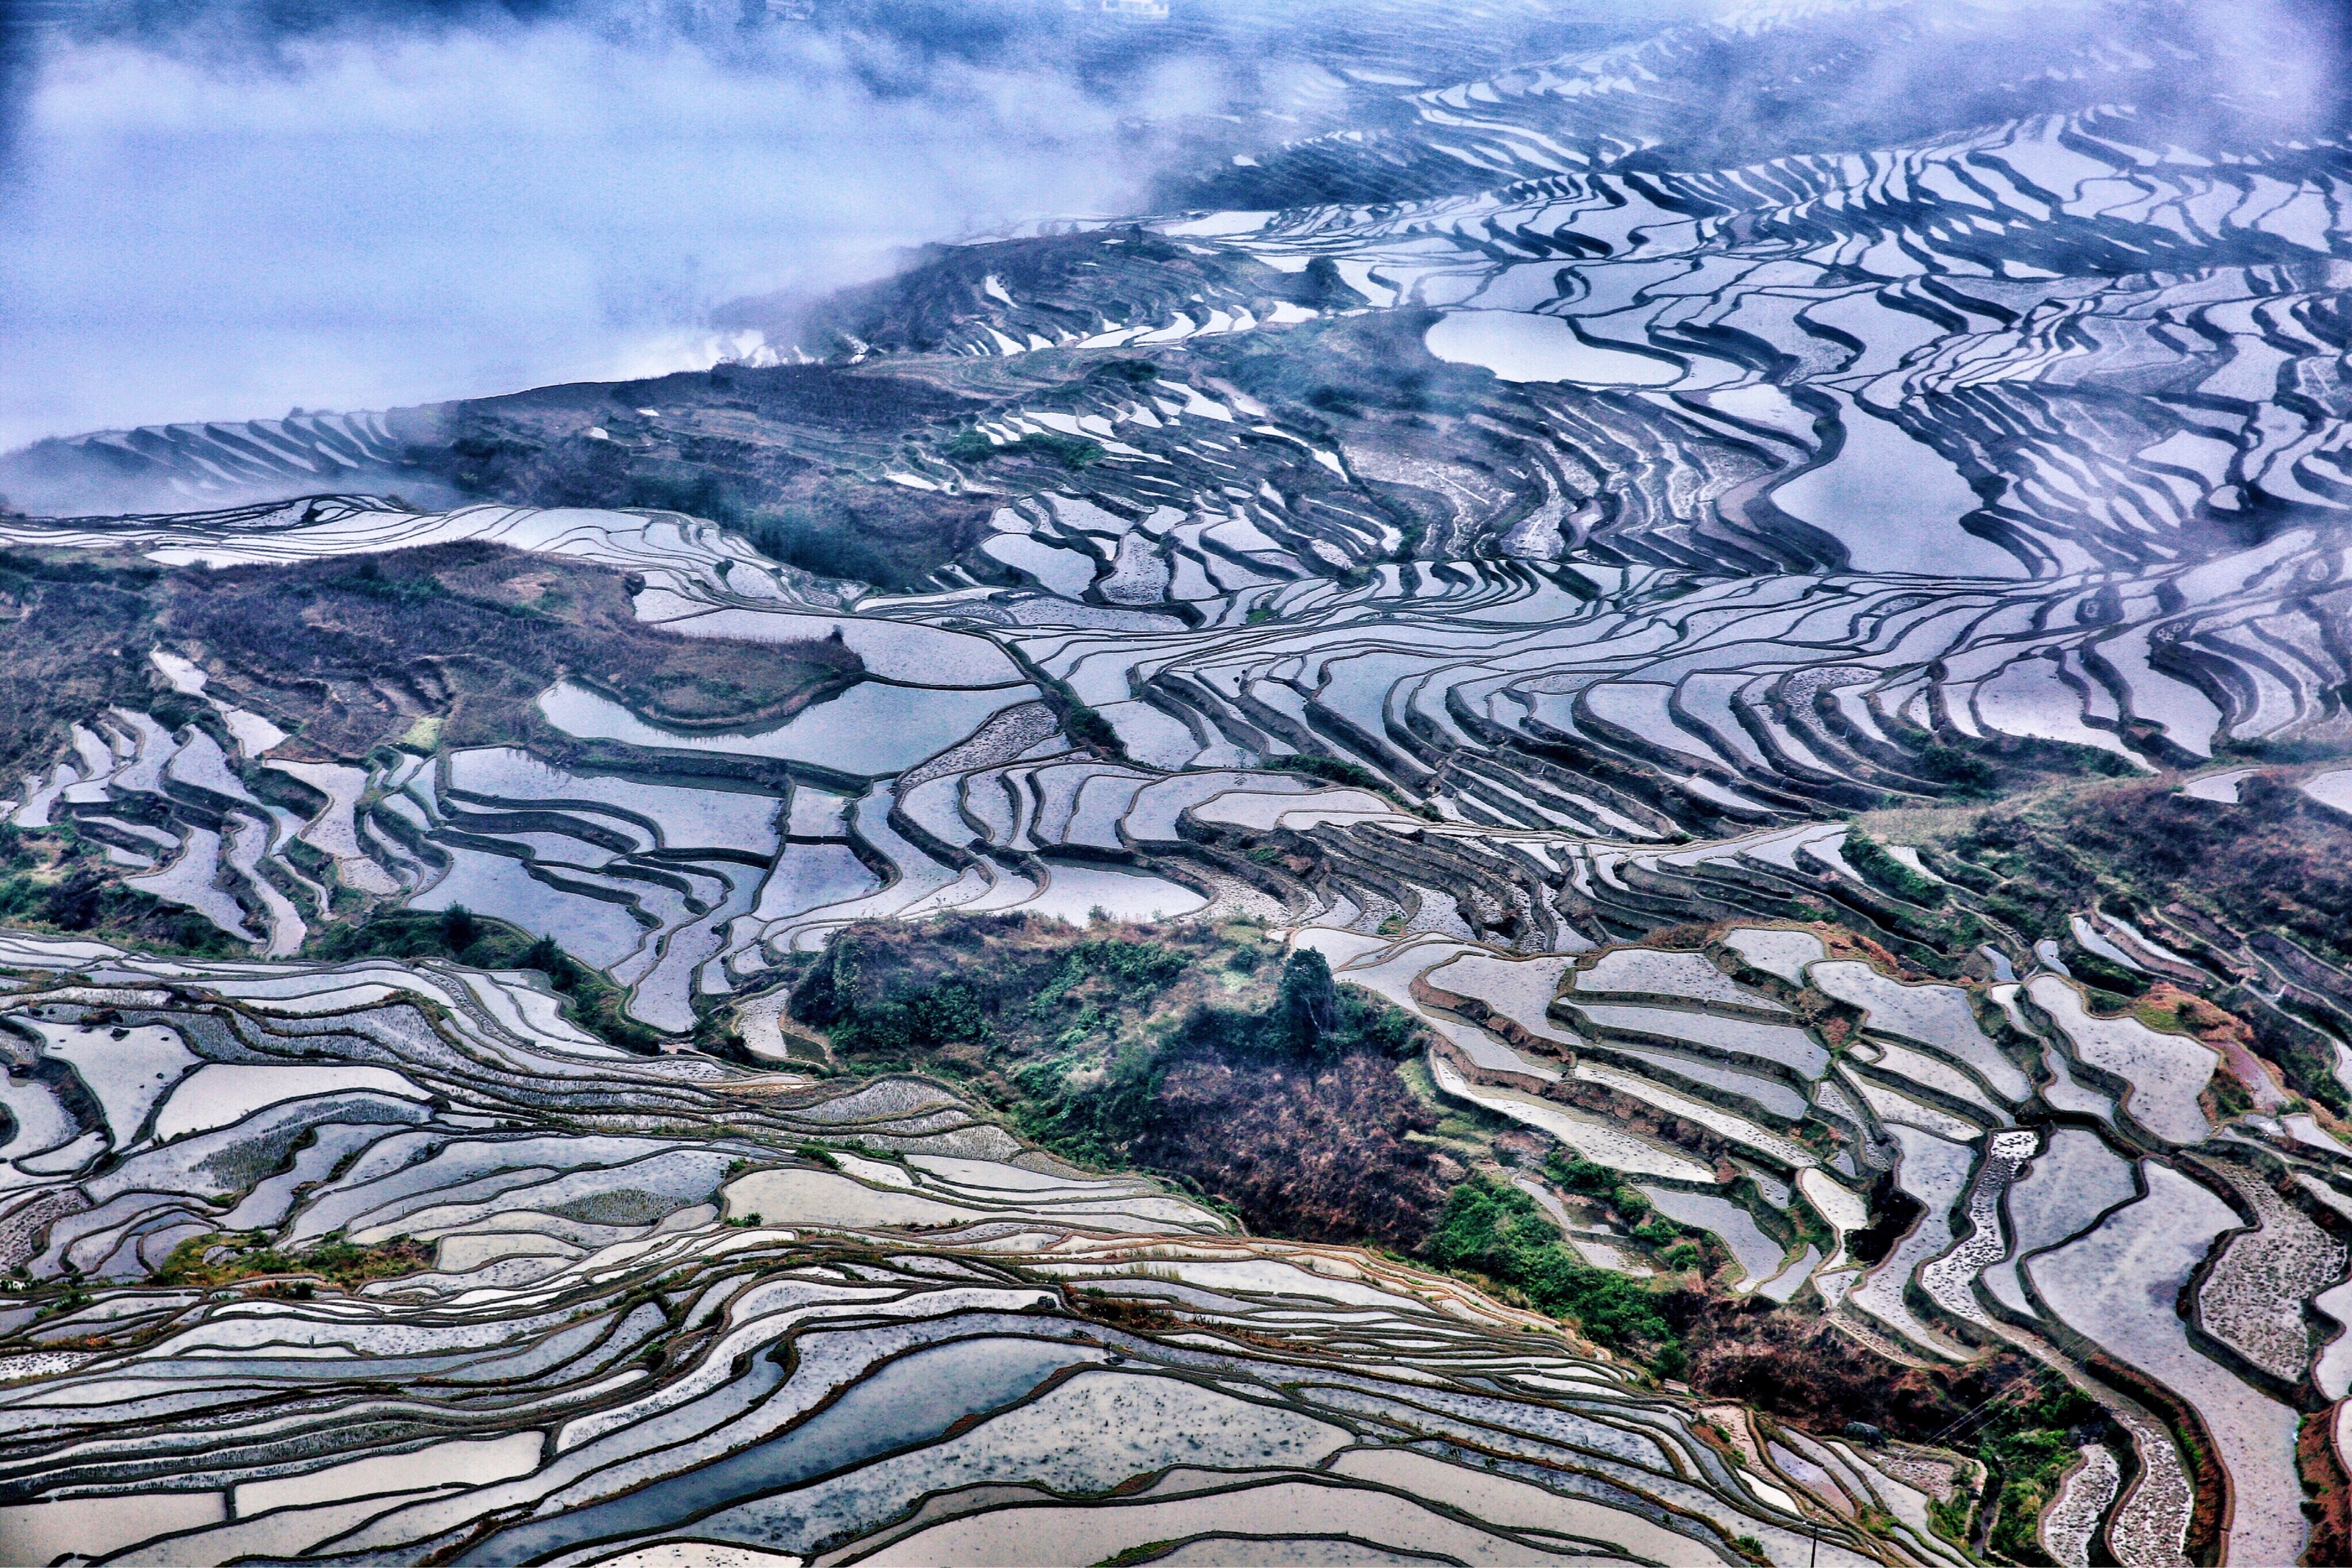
[426,365,1002,591]
[788,913,1446,1250]
[148,1231,432,1295]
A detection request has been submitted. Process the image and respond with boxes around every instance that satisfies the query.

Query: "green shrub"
[2067,947,2148,997]
[1266,753,1385,791]
[326,556,445,605]
[1036,940,1189,1008]
[1544,1149,1618,1198]
[1424,1174,1683,1375]
[1916,742,1998,795]
[1063,700,1124,753]
[1975,1385,2104,1562]
[832,977,993,1054]
[1843,832,1946,906]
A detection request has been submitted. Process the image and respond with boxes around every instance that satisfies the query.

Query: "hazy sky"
[0,7,1201,448]
[2,0,2336,452]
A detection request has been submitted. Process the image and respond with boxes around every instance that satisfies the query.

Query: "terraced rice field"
[10,483,2344,1563]
[2030,1166,2309,1567]
[2043,1445,2122,1568]
[2195,1162,2348,1385]
[7,0,2352,1561]
[2026,978,2218,1147]
[0,929,1920,1568]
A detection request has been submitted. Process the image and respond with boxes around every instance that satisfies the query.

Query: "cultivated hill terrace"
[4,1,2352,1563]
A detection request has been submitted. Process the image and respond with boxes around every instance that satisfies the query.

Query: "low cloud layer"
[0,5,1216,448]
[3,0,2336,453]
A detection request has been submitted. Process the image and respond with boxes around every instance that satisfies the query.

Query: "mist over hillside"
[0,0,1657,450]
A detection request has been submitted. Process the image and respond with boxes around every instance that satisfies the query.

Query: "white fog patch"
[0,25,1155,447]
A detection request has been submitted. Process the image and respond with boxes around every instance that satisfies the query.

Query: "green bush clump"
[326,556,446,605]
[831,977,993,1055]
[1424,1174,1683,1376]
[1632,1213,1686,1247]
[1843,832,1946,906]
[1543,1148,1619,1198]
[1974,1384,2104,1562]
[1915,742,1998,796]
[1927,1489,1973,1545]
[1266,753,1386,791]
[1037,939,1188,1007]
[2066,946,2149,998]
[1061,698,1124,753]
[150,1231,431,1290]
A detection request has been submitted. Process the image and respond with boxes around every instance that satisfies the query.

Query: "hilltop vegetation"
[410,366,1000,591]
[1945,774,2352,972]
[789,913,1451,1251]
